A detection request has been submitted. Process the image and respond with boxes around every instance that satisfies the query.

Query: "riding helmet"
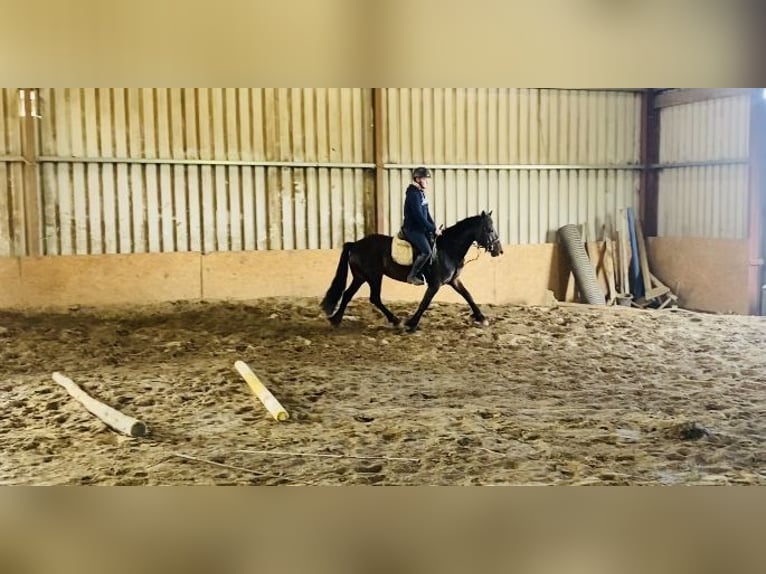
[412,167,432,179]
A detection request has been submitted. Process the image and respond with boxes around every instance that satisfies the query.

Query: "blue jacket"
[403,184,436,234]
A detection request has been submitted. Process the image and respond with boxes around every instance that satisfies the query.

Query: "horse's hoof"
[473,316,489,327]
[328,316,342,327]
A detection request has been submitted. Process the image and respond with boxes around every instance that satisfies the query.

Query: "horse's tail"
[321,241,354,316]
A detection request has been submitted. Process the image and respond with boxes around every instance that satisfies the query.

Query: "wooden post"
[21,88,41,256]
[234,361,289,422]
[53,372,148,437]
[373,88,386,234]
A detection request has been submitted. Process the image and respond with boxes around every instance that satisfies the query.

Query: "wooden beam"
[361,90,377,237]
[635,218,653,295]
[646,285,671,300]
[22,88,41,257]
[616,209,631,295]
[640,89,660,237]
[654,88,750,110]
[748,90,765,315]
[603,237,617,304]
[373,88,386,234]
[587,240,609,299]
[649,272,678,302]
[623,230,632,295]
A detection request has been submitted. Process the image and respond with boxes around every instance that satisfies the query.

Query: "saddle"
[392,230,414,266]
[391,229,435,267]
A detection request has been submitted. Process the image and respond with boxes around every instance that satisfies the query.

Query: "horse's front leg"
[404,284,440,332]
[449,278,487,325]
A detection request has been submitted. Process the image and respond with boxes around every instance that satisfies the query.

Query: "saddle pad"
[392,235,414,266]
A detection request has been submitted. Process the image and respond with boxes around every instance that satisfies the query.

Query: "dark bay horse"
[321,211,504,332]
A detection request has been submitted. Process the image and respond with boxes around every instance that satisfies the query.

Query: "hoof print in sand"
[666,421,711,441]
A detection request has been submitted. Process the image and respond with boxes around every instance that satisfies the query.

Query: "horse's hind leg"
[368,274,400,326]
[329,276,364,326]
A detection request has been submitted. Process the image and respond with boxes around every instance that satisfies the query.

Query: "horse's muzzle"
[490,241,504,257]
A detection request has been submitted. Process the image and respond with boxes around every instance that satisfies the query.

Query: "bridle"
[477,228,501,254]
[467,226,500,264]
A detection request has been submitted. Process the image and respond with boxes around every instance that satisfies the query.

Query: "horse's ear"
[488,210,493,217]
[481,210,486,216]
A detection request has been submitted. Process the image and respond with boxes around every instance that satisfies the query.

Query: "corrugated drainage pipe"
[558,224,606,306]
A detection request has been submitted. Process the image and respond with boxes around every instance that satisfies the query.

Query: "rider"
[402,167,437,285]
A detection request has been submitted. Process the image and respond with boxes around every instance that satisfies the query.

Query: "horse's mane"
[437,214,483,245]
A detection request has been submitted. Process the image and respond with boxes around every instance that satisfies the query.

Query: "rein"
[464,243,482,265]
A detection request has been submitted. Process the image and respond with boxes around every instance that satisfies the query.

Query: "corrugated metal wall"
[36,88,374,255]
[658,94,750,239]
[0,89,25,256]
[1,88,644,256]
[381,89,642,243]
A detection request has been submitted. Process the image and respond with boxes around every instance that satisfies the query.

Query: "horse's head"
[476,211,503,257]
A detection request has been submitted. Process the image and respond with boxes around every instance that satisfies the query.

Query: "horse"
[320,211,504,332]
